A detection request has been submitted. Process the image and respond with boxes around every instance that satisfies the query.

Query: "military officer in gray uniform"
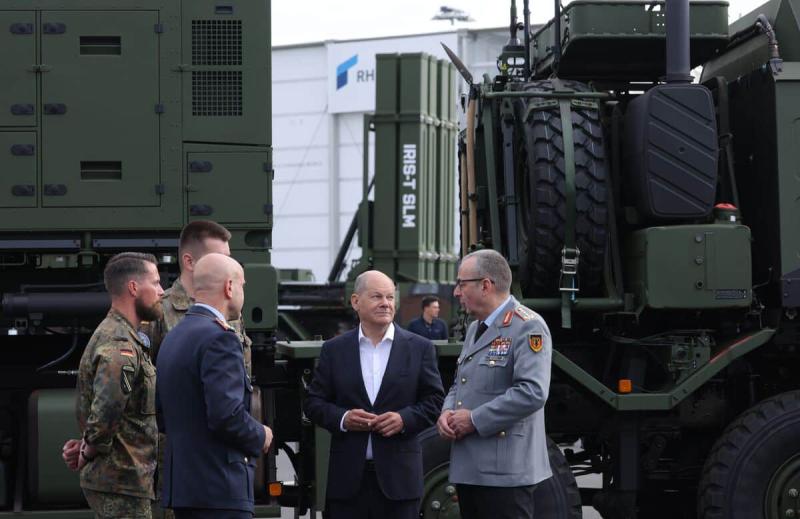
[437,249,552,519]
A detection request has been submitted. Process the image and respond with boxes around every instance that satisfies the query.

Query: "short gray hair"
[462,249,511,294]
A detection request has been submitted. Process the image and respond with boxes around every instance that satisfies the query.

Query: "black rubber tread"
[418,427,582,518]
[697,390,800,519]
[516,79,608,297]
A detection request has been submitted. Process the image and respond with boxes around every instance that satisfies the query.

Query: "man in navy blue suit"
[156,253,271,519]
[304,270,444,519]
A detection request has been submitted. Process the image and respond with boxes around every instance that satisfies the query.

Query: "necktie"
[475,321,488,341]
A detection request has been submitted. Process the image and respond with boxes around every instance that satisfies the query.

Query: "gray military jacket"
[444,296,553,486]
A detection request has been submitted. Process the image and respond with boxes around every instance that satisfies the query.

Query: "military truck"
[427,0,800,517]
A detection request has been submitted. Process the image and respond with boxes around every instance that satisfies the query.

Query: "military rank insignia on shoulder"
[529,334,543,353]
[501,311,514,327]
[515,305,536,321]
[214,318,231,331]
[119,348,135,358]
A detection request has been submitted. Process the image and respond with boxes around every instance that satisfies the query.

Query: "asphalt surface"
[275,446,603,518]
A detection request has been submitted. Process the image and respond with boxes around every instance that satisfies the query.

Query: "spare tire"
[516,80,608,298]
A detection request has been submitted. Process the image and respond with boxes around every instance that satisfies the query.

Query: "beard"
[135,297,163,322]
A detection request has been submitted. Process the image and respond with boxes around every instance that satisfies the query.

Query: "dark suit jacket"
[304,325,444,501]
[156,305,265,512]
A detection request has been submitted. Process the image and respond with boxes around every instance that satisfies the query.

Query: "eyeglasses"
[455,277,493,289]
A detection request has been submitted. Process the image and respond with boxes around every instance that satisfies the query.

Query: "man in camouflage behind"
[144,220,252,376]
[65,252,165,518]
[142,220,254,519]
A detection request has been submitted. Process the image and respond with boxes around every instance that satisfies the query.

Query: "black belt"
[364,459,376,471]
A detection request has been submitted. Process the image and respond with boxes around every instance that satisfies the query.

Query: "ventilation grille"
[192,71,242,116]
[191,20,242,66]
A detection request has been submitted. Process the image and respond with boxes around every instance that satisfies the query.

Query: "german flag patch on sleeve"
[529,334,543,353]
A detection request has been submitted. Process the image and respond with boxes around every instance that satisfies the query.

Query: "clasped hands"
[436,409,475,440]
[344,409,403,437]
[61,438,97,472]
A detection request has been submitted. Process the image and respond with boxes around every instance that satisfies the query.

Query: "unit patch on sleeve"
[529,334,543,353]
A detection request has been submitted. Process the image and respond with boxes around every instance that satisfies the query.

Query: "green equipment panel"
[40,10,160,207]
[0,131,37,208]
[626,224,752,309]
[181,0,271,146]
[186,150,271,224]
[0,10,37,128]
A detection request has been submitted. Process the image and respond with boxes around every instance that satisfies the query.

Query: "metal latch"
[559,246,580,293]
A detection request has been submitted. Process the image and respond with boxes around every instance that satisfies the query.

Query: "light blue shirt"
[483,295,513,327]
[194,303,226,322]
[339,323,395,460]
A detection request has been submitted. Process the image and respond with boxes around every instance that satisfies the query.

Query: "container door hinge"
[43,184,67,196]
[43,103,67,115]
[10,104,34,115]
[10,144,35,156]
[10,23,34,35]
[190,204,213,216]
[12,185,35,197]
[42,23,66,34]
[189,160,213,173]
[155,184,165,195]
[155,103,165,114]
[154,23,164,34]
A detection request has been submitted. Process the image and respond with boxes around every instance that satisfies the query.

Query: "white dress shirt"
[340,323,395,460]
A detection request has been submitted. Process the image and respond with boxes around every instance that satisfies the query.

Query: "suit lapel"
[373,328,408,408]
[348,330,371,407]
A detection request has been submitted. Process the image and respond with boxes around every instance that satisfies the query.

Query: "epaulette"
[514,305,537,321]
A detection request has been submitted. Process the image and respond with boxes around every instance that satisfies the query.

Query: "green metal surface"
[28,389,82,504]
[552,328,776,410]
[0,132,37,208]
[774,64,800,281]
[421,464,460,518]
[369,53,456,285]
[531,0,729,80]
[625,224,752,309]
[0,0,271,230]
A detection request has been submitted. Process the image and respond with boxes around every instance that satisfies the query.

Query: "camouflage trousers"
[83,488,152,519]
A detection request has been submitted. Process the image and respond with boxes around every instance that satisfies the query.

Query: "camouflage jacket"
[143,278,252,376]
[76,309,157,499]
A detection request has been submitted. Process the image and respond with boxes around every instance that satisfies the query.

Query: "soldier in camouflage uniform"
[72,252,165,519]
[139,221,253,519]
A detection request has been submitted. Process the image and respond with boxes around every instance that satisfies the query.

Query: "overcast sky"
[273,0,771,46]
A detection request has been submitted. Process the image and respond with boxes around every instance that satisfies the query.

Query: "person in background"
[407,295,449,340]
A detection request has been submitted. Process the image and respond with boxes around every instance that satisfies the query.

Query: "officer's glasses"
[455,277,494,289]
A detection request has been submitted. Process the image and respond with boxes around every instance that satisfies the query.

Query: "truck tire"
[418,427,581,518]
[697,390,800,519]
[516,79,608,297]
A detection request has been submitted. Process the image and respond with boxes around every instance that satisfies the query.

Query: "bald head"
[193,253,245,320]
[353,270,394,294]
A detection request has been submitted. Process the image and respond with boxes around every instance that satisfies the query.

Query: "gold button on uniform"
[457,401,462,406]
[499,431,506,437]
[489,360,496,366]
[461,377,467,384]
[244,456,249,462]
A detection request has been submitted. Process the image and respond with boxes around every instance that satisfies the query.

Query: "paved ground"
[275,446,604,518]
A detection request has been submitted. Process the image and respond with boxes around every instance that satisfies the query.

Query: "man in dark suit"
[304,270,444,519]
[156,253,272,519]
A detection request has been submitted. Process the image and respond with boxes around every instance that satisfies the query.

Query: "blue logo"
[336,54,358,90]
